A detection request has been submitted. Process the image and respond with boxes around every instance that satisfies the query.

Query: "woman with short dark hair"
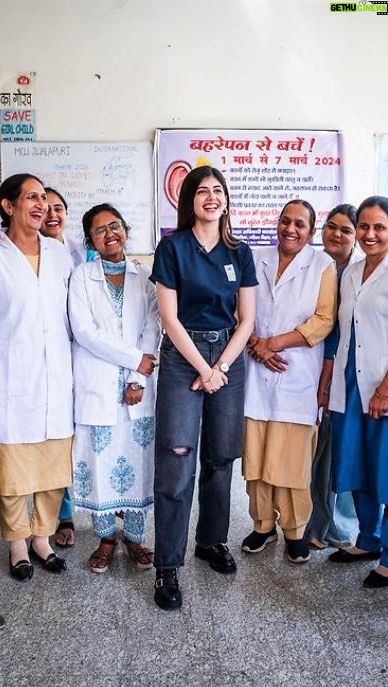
[328,196,388,588]
[0,173,73,579]
[242,199,337,565]
[305,203,360,549]
[69,203,159,574]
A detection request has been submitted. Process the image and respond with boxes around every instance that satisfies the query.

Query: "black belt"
[186,328,234,343]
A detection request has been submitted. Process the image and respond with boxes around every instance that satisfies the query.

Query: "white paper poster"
[1,141,154,254]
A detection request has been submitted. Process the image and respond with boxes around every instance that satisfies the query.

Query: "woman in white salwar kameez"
[68,203,160,573]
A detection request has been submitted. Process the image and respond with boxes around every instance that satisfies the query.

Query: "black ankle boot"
[154,568,182,610]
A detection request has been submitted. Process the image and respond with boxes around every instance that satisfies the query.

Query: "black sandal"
[54,520,75,548]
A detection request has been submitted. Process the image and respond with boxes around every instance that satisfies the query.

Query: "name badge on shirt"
[224,264,236,282]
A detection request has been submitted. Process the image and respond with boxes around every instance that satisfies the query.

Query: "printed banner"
[0,71,36,141]
[155,129,344,247]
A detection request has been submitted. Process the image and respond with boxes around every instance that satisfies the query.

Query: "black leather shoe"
[29,545,67,573]
[195,543,237,574]
[329,548,381,563]
[9,555,33,581]
[363,569,388,588]
[154,568,182,610]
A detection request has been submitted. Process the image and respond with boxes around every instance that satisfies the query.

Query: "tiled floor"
[0,462,387,686]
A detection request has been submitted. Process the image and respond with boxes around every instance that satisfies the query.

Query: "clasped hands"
[191,366,228,394]
[122,353,157,406]
[247,334,288,373]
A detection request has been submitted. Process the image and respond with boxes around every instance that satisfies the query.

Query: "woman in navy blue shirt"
[151,166,257,610]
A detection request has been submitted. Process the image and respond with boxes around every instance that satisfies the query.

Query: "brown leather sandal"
[122,539,154,570]
[89,538,117,574]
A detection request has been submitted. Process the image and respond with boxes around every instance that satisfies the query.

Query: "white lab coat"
[0,232,73,443]
[244,244,335,425]
[329,255,388,414]
[69,257,160,425]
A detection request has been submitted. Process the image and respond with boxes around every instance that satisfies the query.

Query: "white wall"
[1,0,387,206]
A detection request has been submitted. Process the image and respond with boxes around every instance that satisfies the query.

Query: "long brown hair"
[176,166,240,249]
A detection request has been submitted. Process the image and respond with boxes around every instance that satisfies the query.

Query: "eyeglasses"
[91,220,124,239]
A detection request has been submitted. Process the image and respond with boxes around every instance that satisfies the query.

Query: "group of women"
[0,167,387,616]
[241,195,388,592]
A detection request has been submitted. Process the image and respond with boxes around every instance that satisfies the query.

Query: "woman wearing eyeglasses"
[68,203,160,573]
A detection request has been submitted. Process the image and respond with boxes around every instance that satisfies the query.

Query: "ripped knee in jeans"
[172,447,190,456]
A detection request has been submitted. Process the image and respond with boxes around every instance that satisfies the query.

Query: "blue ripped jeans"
[154,330,245,569]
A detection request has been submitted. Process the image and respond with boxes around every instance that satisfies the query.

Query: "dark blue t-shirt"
[150,229,258,330]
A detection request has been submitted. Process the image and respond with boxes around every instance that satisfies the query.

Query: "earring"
[222,208,228,216]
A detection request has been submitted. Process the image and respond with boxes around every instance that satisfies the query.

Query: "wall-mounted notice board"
[1,140,154,254]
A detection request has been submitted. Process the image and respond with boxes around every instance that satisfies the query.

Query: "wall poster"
[1,141,154,254]
[155,128,344,247]
[0,71,36,142]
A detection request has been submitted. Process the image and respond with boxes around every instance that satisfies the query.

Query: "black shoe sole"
[286,552,311,564]
[208,561,237,574]
[242,534,278,553]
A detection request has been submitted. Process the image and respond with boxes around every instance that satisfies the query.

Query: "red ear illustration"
[164,161,192,209]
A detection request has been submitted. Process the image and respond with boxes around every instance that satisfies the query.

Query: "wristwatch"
[128,382,144,390]
[218,360,230,373]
